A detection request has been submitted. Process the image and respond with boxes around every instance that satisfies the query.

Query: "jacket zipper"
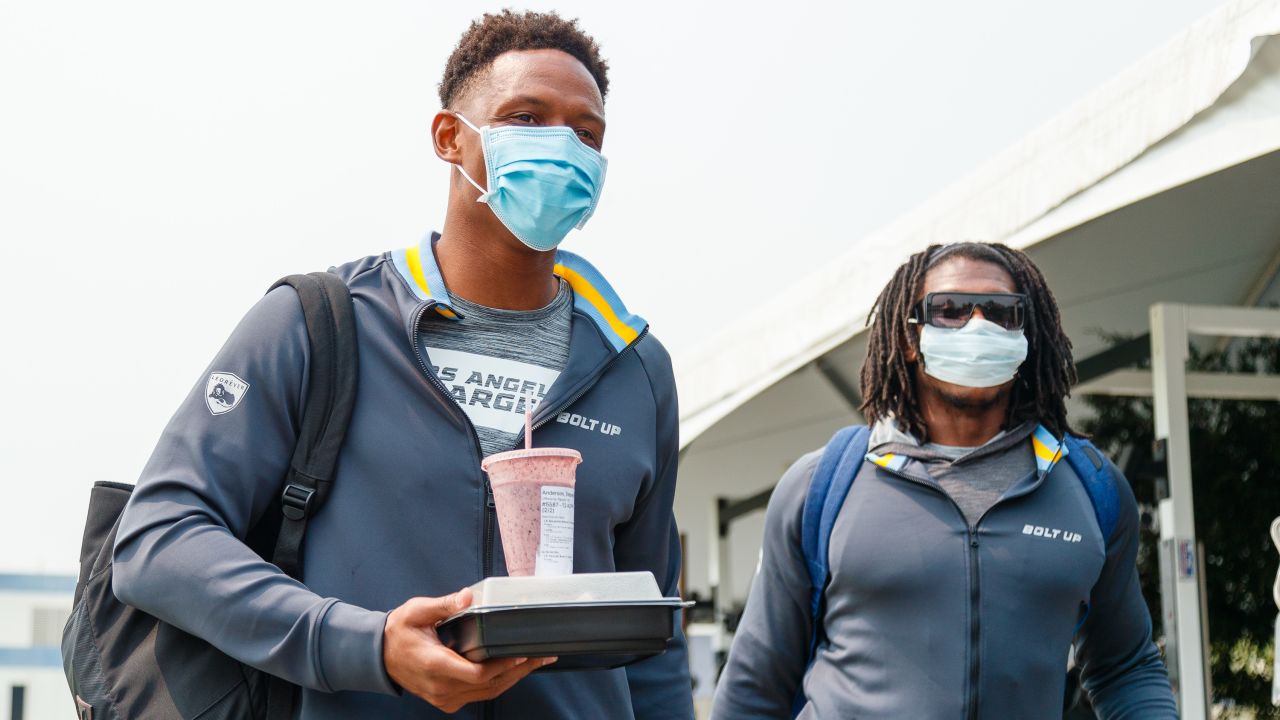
[412,306,648,720]
[958,472,1045,720]
[966,530,980,720]
[411,307,497,720]
[409,305,490,575]
[876,465,985,720]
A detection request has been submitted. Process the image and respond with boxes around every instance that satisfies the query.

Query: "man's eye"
[576,129,598,144]
[514,113,536,123]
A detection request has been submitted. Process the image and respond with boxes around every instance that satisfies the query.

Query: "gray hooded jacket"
[712,421,1175,719]
[113,235,693,719]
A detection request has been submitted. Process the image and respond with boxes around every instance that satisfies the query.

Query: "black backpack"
[61,272,359,720]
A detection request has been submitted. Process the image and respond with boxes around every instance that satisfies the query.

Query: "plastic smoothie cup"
[481,448,582,577]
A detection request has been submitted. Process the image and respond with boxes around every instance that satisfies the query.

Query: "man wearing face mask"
[712,243,1176,719]
[113,11,692,720]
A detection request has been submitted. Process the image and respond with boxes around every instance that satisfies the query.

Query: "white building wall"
[0,575,75,720]
[0,593,72,647]
[1,668,69,720]
[675,363,860,604]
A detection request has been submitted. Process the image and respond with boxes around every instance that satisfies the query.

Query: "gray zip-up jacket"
[113,235,693,719]
[712,424,1176,719]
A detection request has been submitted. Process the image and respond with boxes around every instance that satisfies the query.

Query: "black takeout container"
[437,599,688,671]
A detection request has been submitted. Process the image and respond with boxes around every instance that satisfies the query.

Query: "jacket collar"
[865,420,1068,478]
[1030,424,1069,475]
[390,232,648,353]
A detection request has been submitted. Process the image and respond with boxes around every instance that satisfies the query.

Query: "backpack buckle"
[281,483,316,521]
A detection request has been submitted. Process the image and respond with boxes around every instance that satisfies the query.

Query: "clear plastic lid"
[481,447,582,472]
[466,571,664,608]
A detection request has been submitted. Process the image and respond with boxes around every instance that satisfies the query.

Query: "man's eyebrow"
[576,109,606,126]
[496,95,605,125]
[500,94,550,108]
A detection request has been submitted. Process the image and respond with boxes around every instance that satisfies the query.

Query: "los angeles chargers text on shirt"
[425,347,560,436]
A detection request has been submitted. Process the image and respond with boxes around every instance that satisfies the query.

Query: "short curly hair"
[439,10,610,108]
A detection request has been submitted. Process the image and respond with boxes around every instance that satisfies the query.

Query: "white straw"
[524,392,535,450]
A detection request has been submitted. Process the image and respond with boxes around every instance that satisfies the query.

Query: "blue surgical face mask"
[918,318,1028,388]
[451,112,608,252]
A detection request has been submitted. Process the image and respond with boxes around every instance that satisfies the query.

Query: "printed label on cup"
[535,486,574,576]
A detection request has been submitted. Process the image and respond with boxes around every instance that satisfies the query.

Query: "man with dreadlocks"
[713,242,1176,719]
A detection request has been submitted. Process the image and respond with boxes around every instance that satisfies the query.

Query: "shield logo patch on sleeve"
[205,371,250,415]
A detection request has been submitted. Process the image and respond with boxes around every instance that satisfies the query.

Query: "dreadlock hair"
[439,10,610,108]
[858,242,1078,441]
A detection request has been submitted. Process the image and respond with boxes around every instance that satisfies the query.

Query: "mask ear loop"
[454,164,488,201]
[447,110,490,201]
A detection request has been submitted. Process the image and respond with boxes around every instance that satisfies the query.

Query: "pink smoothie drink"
[481,447,581,577]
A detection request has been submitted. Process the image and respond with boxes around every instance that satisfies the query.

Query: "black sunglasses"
[908,292,1027,331]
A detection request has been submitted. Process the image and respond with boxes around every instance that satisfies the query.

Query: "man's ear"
[431,111,464,164]
[903,326,920,363]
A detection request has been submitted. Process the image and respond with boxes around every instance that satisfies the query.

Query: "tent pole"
[1150,302,1209,719]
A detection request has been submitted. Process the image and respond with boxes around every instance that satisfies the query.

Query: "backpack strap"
[265,271,359,720]
[1062,435,1120,544]
[794,424,869,715]
[268,271,359,578]
[801,425,871,622]
[1061,434,1121,636]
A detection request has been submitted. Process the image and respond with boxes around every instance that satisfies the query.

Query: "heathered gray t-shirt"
[870,420,1038,527]
[420,279,573,457]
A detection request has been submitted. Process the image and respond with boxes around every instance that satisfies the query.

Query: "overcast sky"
[1,0,1226,574]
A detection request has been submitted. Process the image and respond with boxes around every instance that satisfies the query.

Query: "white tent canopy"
[674,0,1280,608]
